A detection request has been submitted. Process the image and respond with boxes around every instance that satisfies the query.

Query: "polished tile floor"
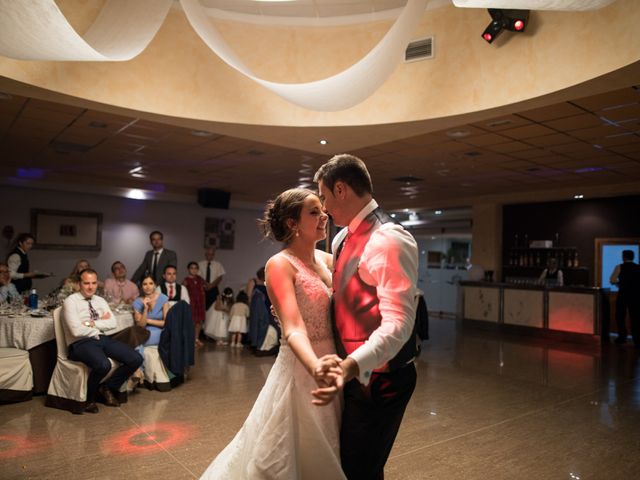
[2,317,640,479]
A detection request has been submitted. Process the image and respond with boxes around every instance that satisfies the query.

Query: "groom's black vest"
[331,207,419,372]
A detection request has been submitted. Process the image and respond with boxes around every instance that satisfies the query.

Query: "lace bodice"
[281,251,334,344]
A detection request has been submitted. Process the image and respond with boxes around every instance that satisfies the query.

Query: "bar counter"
[459,281,609,343]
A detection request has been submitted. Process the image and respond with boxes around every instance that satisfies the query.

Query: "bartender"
[539,257,564,286]
[7,233,37,294]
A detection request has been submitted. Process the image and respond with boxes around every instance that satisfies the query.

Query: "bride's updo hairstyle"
[260,188,316,244]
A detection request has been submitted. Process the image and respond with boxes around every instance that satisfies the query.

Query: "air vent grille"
[405,36,434,62]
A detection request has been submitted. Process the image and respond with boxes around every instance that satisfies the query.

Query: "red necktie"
[169,284,174,299]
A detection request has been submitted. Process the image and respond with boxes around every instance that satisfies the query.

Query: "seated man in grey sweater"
[62,269,142,413]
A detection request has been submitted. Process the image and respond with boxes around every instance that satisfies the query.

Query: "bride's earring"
[295,230,299,237]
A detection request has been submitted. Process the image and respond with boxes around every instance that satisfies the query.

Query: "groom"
[313,154,420,479]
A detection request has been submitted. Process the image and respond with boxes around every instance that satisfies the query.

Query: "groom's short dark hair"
[314,154,373,197]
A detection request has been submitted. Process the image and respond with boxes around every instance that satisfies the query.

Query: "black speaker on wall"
[197,188,231,209]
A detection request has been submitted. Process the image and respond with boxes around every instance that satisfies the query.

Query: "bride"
[200,188,346,480]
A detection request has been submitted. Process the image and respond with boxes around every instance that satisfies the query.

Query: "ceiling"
[199,0,420,20]
[1,84,639,210]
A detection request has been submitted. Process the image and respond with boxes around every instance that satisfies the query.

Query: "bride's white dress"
[200,251,345,480]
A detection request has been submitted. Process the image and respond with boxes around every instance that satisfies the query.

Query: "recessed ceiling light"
[126,189,147,200]
[319,139,328,145]
[446,129,471,139]
[486,119,513,128]
[391,213,396,218]
[129,166,143,174]
[574,194,584,199]
[434,210,443,215]
[131,172,146,178]
[190,130,213,137]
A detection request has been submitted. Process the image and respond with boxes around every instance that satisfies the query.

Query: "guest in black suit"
[610,249,640,348]
[132,230,177,286]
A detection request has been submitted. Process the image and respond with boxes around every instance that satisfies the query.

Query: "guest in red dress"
[183,261,206,348]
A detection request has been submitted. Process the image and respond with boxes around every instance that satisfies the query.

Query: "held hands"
[311,354,344,406]
[101,311,111,319]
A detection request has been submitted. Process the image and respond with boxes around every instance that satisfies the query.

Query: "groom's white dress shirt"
[332,199,419,386]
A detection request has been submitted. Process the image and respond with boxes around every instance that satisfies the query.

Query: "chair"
[141,345,171,392]
[0,347,33,403]
[45,307,126,414]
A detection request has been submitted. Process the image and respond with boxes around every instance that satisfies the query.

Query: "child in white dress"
[228,290,250,347]
[204,287,233,345]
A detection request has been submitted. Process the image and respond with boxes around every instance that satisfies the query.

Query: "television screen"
[601,244,640,292]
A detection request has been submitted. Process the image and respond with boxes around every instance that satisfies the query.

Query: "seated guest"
[61,259,91,295]
[156,265,190,308]
[104,261,139,305]
[7,233,37,294]
[133,275,169,349]
[62,269,143,413]
[0,262,20,303]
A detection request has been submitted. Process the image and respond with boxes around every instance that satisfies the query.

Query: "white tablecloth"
[0,311,134,350]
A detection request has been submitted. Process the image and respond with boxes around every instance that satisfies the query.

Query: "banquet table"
[0,309,135,394]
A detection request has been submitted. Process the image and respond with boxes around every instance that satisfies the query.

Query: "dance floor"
[1,317,639,479]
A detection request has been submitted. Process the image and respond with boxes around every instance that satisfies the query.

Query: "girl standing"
[183,261,206,348]
[228,291,250,347]
[205,287,233,345]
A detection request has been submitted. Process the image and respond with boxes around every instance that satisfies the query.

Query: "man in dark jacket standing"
[132,231,177,286]
[610,249,640,348]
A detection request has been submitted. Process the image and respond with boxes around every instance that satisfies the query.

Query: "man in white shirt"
[0,262,20,303]
[156,264,190,308]
[313,154,419,479]
[62,269,143,413]
[198,247,225,310]
[7,233,37,294]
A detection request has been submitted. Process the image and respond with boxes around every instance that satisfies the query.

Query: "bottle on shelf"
[567,251,573,268]
[574,252,579,268]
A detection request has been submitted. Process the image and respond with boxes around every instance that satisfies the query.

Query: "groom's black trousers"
[340,363,417,480]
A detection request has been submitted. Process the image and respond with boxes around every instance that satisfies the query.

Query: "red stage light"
[102,422,193,456]
[0,434,48,459]
[513,20,525,31]
[483,33,493,42]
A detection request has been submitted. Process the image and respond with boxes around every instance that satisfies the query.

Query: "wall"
[0,186,281,295]
[472,203,502,279]
[0,0,637,127]
[502,195,640,286]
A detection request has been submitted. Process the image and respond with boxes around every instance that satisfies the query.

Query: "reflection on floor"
[1,317,640,479]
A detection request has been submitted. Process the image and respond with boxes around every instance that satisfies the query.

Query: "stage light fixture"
[481,8,530,44]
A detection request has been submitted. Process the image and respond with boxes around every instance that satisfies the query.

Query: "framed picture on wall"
[30,209,103,251]
[205,217,235,250]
